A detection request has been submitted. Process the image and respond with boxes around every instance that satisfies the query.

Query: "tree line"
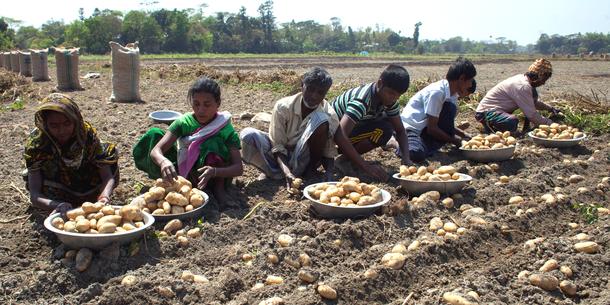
[0,1,608,55]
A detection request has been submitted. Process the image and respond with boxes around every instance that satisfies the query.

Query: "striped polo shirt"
[332,83,400,122]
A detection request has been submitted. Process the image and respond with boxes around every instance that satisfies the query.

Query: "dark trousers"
[407,102,456,162]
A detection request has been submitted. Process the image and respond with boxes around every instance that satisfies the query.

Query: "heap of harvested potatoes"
[307,176,383,206]
[461,131,516,150]
[399,165,464,182]
[532,123,584,140]
[130,176,206,215]
[51,202,145,234]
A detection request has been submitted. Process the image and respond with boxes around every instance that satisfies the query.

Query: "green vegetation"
[572,202,602,224]
[4,98,24,111]
[562,110,610,135]
[2,3,608,55]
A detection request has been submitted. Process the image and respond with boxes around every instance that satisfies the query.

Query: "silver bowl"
[528,131,586,148]
[392,173,472,195]
[303,182,391,218]
[460,145,516,162]
[145,189,209,222]
[148,110,182,124]
[44,205,155,250]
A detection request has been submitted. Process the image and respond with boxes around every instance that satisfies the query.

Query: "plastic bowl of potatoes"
[303,176,391,218]
[44,204,154,250]
[459,132,517,162]
[393,165,473,195]
[528,123,586,148]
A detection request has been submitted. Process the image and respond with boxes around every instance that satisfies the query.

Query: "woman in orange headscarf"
[475,58,560,133]
[24,93,118,215]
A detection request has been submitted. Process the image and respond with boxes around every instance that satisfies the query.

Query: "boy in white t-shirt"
[400,58,476,162]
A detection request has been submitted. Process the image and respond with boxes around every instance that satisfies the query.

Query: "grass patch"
[572,202,603,224]
[241,81,294,95]
[561,110,610,135]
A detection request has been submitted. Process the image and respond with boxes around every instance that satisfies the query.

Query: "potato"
[267,254,279,264]
[130,197,146,209]
[185,205,194,212]
[348,192,361,203]
[265,275,284,285]
[508,196,524,205]
[75,219,91,233]
[146,201,158,211]
[98,222,117,233]
[317,284,337,300]
[437,165,457,175]
[51,217,64,229]
[190,193,204,207]
[381,252,406,269]
[119,205,142,222]
[181,270,195,281]
[166,192,189,206]
[298,269,318,283]
[163,219,183,234]
[152,208,165,215]
[101,206,115,216]
[122,221,136,231]
[75,248,93,272]
[573,241,599,253]
[97,215,122,229]
[177,236,189,247]
[63,221,77,232]
[539,259,559,272]
[121,275,137,286]
[179,185,191,197]
[85,229,99,234]
[149,186,166,200]
[176,176,192,188]
[560,280,577,296]
[187,228,202,238]
[66,208,85,220]
[277,234,293,247]
[162,201,171,214]
[529,274,559,291]
[442,292,475,305]
[171,205,185,214]
[81,202,98,214]
[443,222,458,232]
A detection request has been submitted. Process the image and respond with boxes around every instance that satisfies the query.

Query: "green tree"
[15,26,39,49]
[258,0,276,52]
[40,20,66,47]
[122,11,164,53]
[413,21,422,48]
[84,9,123,53]
[64,20,89,48]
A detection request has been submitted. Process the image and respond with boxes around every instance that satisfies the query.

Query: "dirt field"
[0,57,609,305]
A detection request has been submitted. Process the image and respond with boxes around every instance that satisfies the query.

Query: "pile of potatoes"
[461,131,516,150]
[51,202,145,234]
[130,176,206,215]
[399,165,463,182]
[307,176,383,207]
[532,123,584,140]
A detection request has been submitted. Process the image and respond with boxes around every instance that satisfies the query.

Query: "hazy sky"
[3,0,609,45]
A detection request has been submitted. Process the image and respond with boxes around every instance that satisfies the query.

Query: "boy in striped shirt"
[332,65,412,179]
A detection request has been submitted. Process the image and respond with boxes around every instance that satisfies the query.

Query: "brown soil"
[0,57,608,305]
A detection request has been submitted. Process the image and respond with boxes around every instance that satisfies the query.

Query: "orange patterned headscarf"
[528,58,552,79]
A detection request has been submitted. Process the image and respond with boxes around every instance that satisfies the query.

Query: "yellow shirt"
[269,92,339,158]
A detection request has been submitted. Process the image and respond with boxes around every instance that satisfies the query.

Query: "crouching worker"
[400,57,477,162]
[475,58,559,133]
[24,93,119,215]
[240,67,386,189]
[132,77,243,206]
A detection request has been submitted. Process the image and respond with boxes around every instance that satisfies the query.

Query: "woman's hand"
[197,166,215,189]
[160,159,178,182]
[52,202,73,218]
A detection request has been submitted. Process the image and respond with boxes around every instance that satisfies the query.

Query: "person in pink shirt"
[475,58,560,133]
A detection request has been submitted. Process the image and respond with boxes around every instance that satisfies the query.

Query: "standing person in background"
[400,58,477,162]
[475,58,560,133]
[24,93,119,216]
[332,64,412,178]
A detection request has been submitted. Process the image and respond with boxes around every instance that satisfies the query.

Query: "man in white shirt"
[400,58,476,162]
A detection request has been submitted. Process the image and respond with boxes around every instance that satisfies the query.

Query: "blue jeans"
[407,102,457,162]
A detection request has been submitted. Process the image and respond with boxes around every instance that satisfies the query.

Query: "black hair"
[302,67,333,89]
[379,64,410,94]
[446,57,477,81]
[468,79,477,94]
[187,77,221,105]
[525,71,552,82]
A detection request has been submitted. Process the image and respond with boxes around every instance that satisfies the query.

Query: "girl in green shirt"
[133,77,243,206]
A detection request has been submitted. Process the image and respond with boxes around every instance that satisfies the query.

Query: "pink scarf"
[177,111,231,177]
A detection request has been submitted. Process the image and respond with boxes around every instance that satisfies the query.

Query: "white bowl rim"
[458,144,517,151]
[392,172,473,183]
[303,182,391,209]
[528,131,586,142]
[44,205,155,238]
[148,110,183,120]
